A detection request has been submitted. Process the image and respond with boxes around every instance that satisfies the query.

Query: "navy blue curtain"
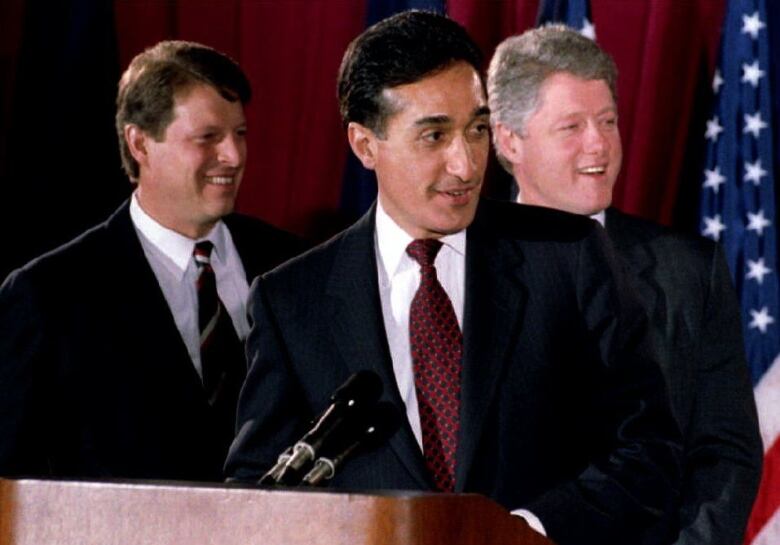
[1,0,126,280]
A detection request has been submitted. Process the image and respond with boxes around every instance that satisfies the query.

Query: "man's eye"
[423,130,444,143]
[602,117,618,127]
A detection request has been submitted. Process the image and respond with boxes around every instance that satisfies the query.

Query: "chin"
[437,217,473,236]
[211,200,237,217]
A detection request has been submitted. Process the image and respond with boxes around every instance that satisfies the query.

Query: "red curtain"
[114,0,366,236]
[454,0,726,225]
[1,0,726,252]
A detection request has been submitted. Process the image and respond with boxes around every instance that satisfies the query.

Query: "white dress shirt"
[375,200,545,537]
[129,193,250,378]
[374,201,466,449]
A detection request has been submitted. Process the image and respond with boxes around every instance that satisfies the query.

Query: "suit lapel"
[605,208,659,312]
[455,206,527,491]
[105,202,207,398]
[325,207,431,488]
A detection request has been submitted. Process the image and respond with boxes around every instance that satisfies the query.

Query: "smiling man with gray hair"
[488,24,762,545]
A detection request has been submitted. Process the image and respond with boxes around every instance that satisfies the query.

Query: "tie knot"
[194,241,214,267]
[406,239,443,268]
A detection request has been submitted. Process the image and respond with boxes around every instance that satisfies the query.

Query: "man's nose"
[446,135,478,181]
[217,133,245,166]
[583,121,609,154]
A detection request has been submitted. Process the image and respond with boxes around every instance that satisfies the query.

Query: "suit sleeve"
[674,244,762,545]
[224,276,310,482]
[0,269,49,476]
[526,226,684,545]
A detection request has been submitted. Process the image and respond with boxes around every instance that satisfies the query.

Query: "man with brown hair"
[0,41,302,482]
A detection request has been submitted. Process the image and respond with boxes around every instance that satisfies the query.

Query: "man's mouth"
[438,185,477,196]
[435,185,478,206]
[206,176,236,185]
[578,165,607,175]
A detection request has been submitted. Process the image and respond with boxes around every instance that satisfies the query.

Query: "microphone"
[302,401,402,486]
[257,446,292,486]
[273,370,383,485]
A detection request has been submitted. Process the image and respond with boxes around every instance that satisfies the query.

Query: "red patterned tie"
[406,238,462,492]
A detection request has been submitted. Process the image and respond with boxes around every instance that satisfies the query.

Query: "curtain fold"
[0,0,733,278]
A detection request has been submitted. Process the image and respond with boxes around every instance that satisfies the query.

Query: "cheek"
[611,137,623,163]
[473,142,490,168]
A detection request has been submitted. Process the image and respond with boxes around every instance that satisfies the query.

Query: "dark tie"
[406,239,462,492]
[193,241,245,415]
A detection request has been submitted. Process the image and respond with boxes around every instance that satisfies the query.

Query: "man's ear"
[124,124,151,167]
[494,122,523,164]
[347,122,379,170]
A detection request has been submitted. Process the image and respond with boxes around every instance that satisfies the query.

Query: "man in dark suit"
[0,41,302,482]
[487,24,762,544]
[226,12,682,545]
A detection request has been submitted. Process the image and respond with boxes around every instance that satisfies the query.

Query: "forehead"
[382,62,486,127]
[170,84,245,126]
[536,72,615,116]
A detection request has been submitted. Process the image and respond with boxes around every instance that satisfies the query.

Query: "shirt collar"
[374,199,466,280]
[129,192,227,276]
[514,190,606,227]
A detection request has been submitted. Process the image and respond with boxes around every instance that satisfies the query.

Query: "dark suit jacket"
[226,199,683,545]
[605,208,762,545]
[0,200,304,482]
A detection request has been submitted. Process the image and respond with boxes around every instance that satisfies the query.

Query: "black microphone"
[302,401,402,486]
[273,370,383,485]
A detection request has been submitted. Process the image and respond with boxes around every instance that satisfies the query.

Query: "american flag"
[699,0,780,543]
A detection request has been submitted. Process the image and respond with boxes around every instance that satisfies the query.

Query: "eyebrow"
[413,105,491,127]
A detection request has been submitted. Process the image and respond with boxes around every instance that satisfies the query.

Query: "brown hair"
[115,40,251,181]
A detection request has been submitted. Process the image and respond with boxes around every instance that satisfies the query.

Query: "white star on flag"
[747,258,772,284]
[705,116,724,141]
[703,166,727,193]
[702,215,727,240]
[741,60,765,87]
[743,111,768,138]
[741,11,766,39]
[580,18,596,40]
[700,1,780,542]
[748,306,775,333]
[747,210,771,236]
[712,69,724,93]
[744,159,768,185]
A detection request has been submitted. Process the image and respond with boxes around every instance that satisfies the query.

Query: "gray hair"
[487,24,617,171]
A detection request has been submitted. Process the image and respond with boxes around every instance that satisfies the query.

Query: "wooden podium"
[0,478,554,545]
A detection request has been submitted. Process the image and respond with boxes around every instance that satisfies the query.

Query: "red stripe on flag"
[744,436,780,544]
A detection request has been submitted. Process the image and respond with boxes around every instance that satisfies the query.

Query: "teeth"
[579,166,606,174]
[448,191,465,196]
[208,176,234,185]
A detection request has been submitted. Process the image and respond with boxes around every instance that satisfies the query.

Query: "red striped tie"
[193,241,244,408]
[406,238,462,492]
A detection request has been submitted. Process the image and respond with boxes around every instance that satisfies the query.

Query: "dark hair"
[115,40,251,181]
[337,10,483,136]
